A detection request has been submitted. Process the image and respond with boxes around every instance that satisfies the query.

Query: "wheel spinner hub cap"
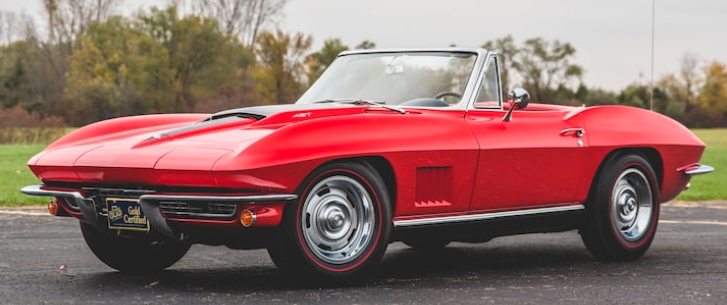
[611,168,653,241]
[301,175,376,265]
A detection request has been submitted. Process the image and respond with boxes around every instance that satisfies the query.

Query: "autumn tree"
[43,0,119,48]
[482,35,517,95]
[2,1,726,129]
[697,61,727,123]
[64,16,168,123]
[63,5,250,124]
[306,38,348,85]
[679,53,700,104]
[138,6,232,112]
[192,0,287,46]
[253,30,312,104]
[34,0,119,118]
[0,40,43,110]
[0,12,36,45]
[0,12,40,110]
[577,87,618,107]
[512,38,583,103]
[652,75,689,121]
[355,40,376,50]
[650,55,702,122]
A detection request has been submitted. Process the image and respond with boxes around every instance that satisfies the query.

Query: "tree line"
[0,0,725,127]
[0,0,354,126]
[483,35,727,128]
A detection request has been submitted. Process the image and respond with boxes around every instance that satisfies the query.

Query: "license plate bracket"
[106,198,150,232]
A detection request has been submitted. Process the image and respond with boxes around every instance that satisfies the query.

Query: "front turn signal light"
[240,209,256,227]
[48,200,59,216]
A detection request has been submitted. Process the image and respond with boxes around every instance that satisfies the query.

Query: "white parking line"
[0,210,48,217]
[660,219,727,226]
[663,201,727,210]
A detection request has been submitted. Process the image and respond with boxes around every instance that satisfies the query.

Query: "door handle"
[560,128,585,138]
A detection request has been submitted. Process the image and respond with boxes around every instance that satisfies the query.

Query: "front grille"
[159,201,237,220]
[66,187,241,221]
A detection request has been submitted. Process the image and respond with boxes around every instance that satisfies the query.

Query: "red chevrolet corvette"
[23,48,713,279]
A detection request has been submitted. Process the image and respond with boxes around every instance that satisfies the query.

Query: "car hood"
[33,103,364,171]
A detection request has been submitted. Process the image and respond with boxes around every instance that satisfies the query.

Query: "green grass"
[0,129,724,206]
[0,128,70,145]
[0,144,48,206]
[676,129,727,201]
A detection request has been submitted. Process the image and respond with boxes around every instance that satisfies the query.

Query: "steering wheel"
[434,91,462,100]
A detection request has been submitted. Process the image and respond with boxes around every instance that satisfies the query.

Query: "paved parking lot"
[1,201,726,304]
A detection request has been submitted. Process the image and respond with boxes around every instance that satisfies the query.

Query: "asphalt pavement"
[1,201,726,305]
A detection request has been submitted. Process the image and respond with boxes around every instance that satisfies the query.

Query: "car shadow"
[80,238,613,292]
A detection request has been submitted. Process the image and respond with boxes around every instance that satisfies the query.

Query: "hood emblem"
[293,112,311,118]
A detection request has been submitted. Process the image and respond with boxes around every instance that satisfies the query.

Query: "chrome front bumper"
[20,184,297,240]
[682,164,715,176]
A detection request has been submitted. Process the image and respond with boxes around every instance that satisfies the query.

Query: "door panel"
[465,109,588,212]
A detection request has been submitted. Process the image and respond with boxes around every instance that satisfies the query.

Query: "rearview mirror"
[503,87,530,122]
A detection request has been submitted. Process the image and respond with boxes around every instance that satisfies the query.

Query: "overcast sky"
[2,0,726,90]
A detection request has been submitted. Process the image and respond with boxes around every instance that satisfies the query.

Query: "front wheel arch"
[314,156,397,213]
[268,160,393,279]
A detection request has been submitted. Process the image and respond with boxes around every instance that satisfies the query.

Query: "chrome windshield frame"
[466,52,504,110]
[303,48,492,110]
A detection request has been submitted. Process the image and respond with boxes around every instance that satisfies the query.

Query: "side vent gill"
[414,166,454,208]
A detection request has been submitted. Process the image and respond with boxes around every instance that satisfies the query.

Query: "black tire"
[80,222,191,272]
[402,238,451,250]
[267,161,392,280]
[580,153,660,261]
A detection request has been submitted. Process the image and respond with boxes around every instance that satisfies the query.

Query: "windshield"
[296,52,477,106]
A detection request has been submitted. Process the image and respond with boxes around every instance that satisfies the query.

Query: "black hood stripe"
[209,103,350,121]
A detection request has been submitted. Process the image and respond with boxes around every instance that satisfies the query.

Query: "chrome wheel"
[300,175,376,265]
[581,154,659,261]
[611,168,653,241]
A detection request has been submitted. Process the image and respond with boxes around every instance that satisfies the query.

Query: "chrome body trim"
[21,184,86,200]
[21,184,298,203]
[140,194,298,202]
[393,204,585,227]
[21,185,104,231]
[340,47,485,56]
[21,184,88,213]
[683,164,714,176]
[81,187,156,194]
[560,128,585,138]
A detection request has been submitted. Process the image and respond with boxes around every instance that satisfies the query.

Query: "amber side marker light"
[240,209,256,227]
[48,200,59,216]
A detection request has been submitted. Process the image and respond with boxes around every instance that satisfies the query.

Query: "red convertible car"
[22,48,713,279]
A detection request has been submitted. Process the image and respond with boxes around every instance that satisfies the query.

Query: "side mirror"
[509,88,530,109]
[503,87,530,122]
